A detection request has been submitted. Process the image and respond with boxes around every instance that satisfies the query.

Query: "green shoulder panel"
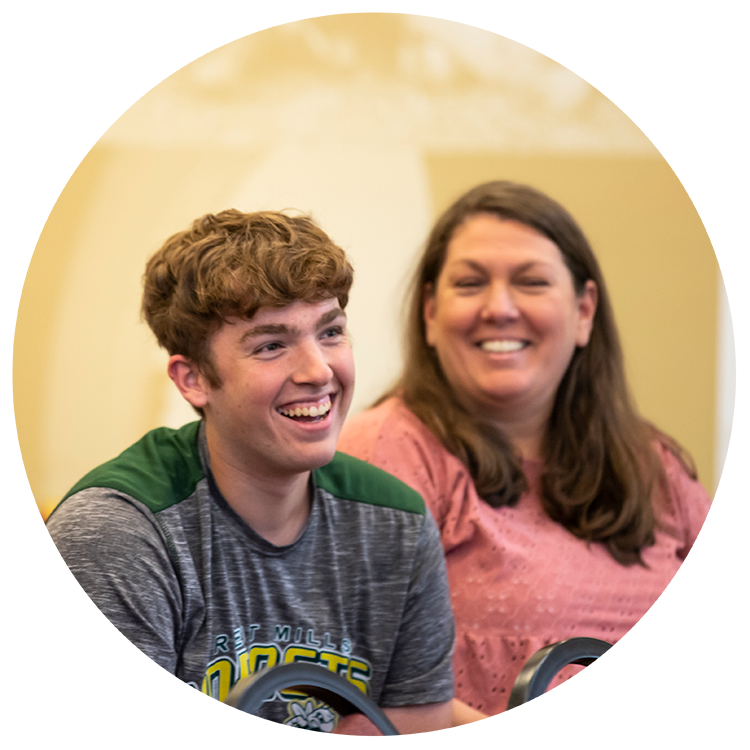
[12,422,203,716]
[56,421,204,515]
[314,451,425,515]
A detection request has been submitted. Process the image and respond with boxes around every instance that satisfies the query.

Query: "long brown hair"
[389,181,694,565]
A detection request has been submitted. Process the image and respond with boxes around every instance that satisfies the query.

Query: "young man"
[46,210,455,733]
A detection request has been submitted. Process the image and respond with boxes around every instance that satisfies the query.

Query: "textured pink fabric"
[535,687,682,737]
[338,397,711,715]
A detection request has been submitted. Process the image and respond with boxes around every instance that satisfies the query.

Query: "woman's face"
[423,213,597,426]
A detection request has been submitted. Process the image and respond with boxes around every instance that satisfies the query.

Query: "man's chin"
[288,444,338,475]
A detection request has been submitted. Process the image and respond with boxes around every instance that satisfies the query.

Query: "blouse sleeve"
[664,454,737,628]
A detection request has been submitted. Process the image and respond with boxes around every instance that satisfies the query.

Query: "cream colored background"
[13,14,729,519]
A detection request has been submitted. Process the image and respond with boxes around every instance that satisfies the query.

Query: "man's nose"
[292,341,334,385]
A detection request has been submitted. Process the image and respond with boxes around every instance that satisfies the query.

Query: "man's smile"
[277,395,333,422]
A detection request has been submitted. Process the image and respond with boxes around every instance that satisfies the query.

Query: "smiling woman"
[338,180,712,717]
[424,215,597,458]
[374,181,663,548]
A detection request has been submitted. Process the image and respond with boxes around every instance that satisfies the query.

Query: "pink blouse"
[338,397,711,715]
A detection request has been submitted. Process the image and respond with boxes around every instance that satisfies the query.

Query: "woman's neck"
[485,404,550,462]
[501,425,545,462]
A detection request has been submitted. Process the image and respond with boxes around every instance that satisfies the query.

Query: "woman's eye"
[518,277,549,287]
[454,278,483,289]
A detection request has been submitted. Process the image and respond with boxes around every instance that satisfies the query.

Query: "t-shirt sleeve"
[665,454,737,628]
[378,510,455,707]
[46,489,183,673]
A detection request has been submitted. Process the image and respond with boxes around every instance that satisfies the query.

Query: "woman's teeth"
[481,340,526,353]
[279,398,332,419]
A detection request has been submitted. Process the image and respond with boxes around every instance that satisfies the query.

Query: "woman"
[338,181,711,717]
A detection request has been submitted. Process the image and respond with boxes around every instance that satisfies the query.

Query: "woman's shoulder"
[652,432,711,523]
[653,433,716,536]
[651,432,697,480]
[340,397,444,454]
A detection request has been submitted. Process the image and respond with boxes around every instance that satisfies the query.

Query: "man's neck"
[205,430,313,547]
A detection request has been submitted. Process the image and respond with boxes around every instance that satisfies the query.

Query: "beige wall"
[12,14,725,518]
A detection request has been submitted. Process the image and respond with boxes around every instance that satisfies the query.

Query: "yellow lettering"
[238,651,250,680]
[203,658,234,702]
[280,646,318,698]
[347,659,371,695]
[247,645,280,674]
[318,651,349,677]
[283,646,318,664]
[200,642,372,706]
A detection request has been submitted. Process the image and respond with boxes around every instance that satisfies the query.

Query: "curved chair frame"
[13,695,63,737]
[224,662,400,735]
[503,638,692,737]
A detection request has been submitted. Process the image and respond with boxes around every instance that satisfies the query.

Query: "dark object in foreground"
[208,662,400,737]
[503,638,692,737]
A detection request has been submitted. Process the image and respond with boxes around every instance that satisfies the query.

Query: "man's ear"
[167,355,209,410]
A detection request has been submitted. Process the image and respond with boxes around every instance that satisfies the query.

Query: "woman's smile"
[424,213,597,424]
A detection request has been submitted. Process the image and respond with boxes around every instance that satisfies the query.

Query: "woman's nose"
[482,282,520,321]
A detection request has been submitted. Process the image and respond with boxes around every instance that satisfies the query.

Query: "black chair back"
[224,662,400,735]
[503,638,692,737]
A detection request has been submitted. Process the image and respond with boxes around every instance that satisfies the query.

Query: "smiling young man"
[46,210,456,733]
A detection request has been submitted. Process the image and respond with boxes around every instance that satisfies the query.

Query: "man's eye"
[321,326,344,339]
[256,342,283,354]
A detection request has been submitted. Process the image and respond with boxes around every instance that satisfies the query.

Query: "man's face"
[196,297,354,482]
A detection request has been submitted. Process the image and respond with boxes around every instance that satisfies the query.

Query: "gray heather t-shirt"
[47,421,455,730]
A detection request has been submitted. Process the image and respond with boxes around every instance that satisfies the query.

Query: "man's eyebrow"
[317,307,346,327]
[238,307,346,346]
[239,323,294,345]
[240,323,296,341]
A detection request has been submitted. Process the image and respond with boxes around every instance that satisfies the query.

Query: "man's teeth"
[481,340,526,353]
[279,398,332,418]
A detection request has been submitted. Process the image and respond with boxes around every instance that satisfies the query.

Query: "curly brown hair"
[142,209,354,388]
[386,181,695,566]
